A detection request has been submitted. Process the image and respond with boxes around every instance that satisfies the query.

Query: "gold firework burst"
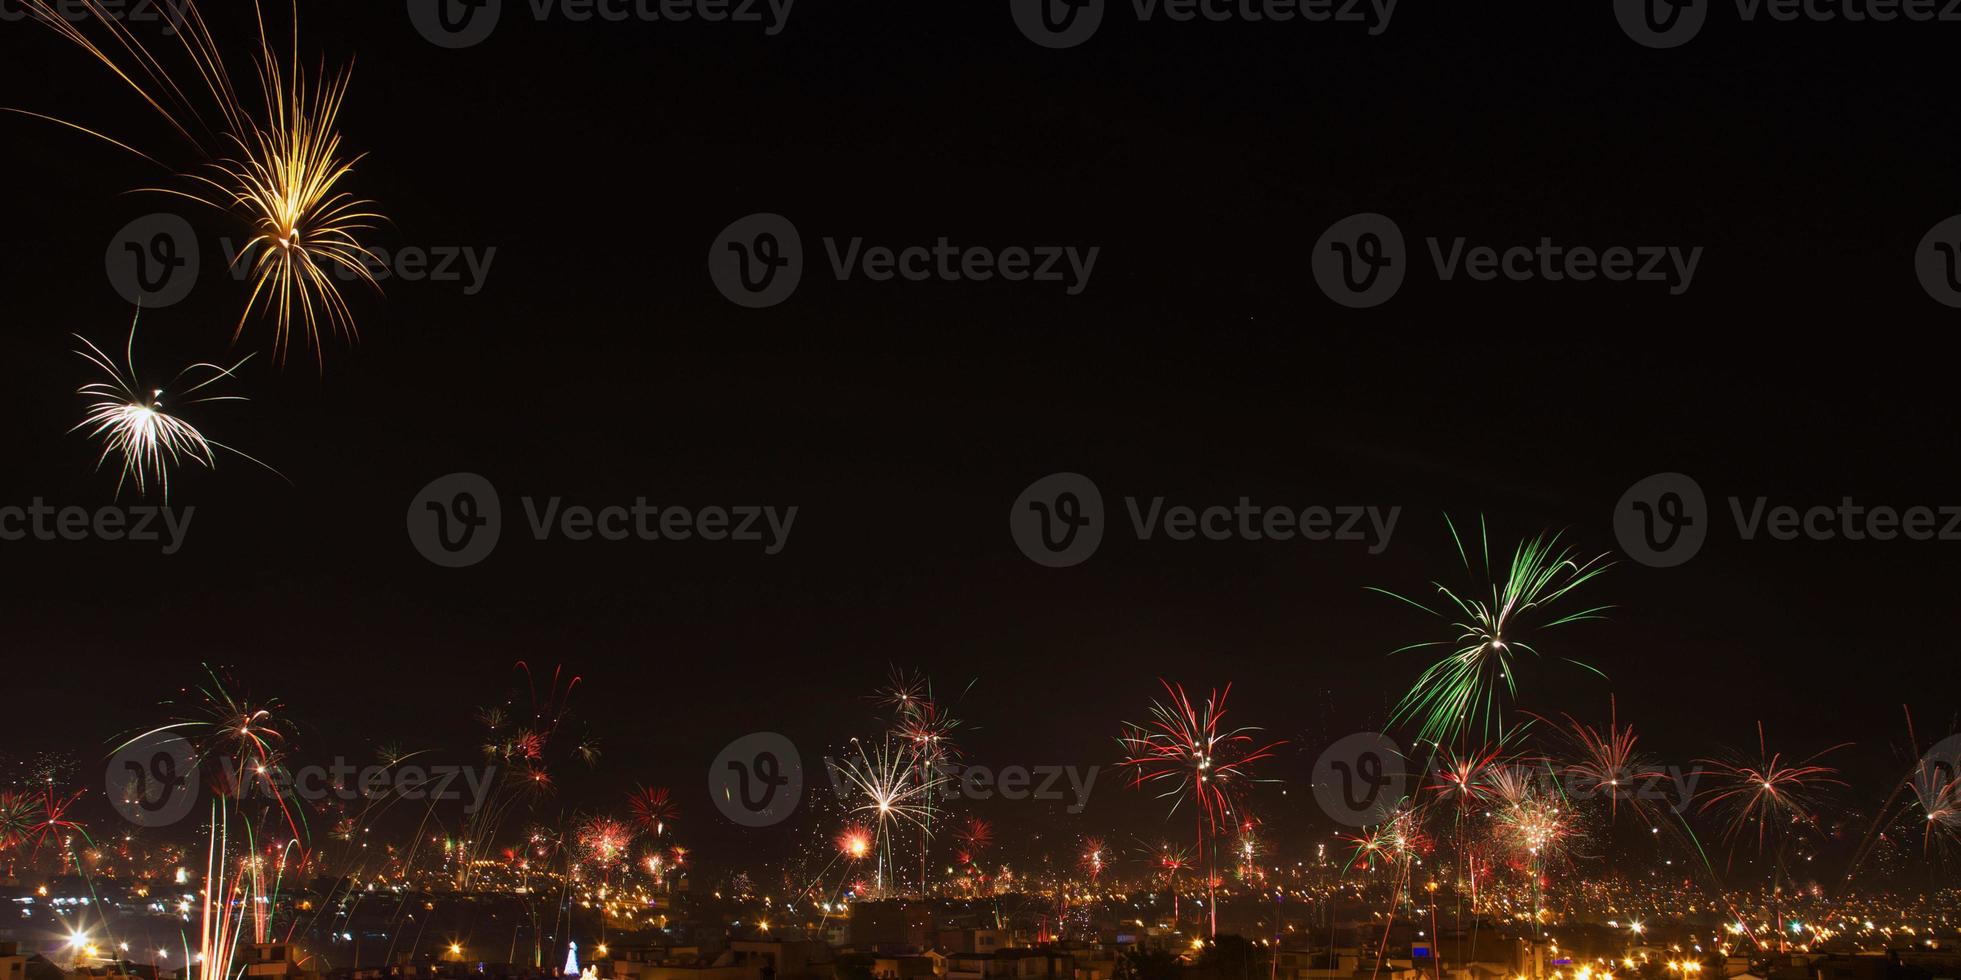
[14,0,384,365]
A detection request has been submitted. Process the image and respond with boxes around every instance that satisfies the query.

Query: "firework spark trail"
[834,734,950,897]
[1338,804,1429,980]
[1693,722,1849,952]
[1531,697,1663,823]
[1080,836,1107,884]
[14,0,384,364]
[1118,679,1284,936]
[0,792,36,857]
[455,663,595,894]
[875,667,973,895]
[73,315,273,499]
[1831,707,1960,935]
[628,786,678,838]
[192,799,256,980]
[1694,721,1849,853]
[1373,516,1612,750]
[120,665,308,847]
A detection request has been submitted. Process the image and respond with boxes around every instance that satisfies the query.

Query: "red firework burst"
[1119,679,1282,935]
[1545,697,1663,820]
[575,816,634,868]
[628,786,678,835]
[956,816,993,856]
[1118,679,1284,832]
[1081,837,1107,881]
[1695,722,1849,852]
[838,824,873,860]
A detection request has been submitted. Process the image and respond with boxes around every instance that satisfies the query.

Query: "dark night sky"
[1,1,1957,866]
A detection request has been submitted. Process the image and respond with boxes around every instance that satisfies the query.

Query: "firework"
[0,791,37,853]
[628,786,677,837]
[1342,805,1429,873]
[455,663,597,898]
[874,666,928,716]
[73,317,268,498]
[833,734,950,897]
[14,0,384,363]
[18,786,89,863]
[1373,517,1611,748]
[1118,678,1283,935]
[955,816,994,859]
[876,668,971,895]
[1695,722,1848,853]
[1080,836,1107,882]
[1428,741,1513,812]
[838,824,873,860]
[120,665,305,844]
[1907,751,1961,854]
[1497,794,1577,865]
[575,816,634,870]
[1543,697,1662,821]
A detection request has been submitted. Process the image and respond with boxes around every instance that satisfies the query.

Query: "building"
[2,942,27,980]
[936,934,1005,957]
[605,941,830,980]
[870,956,939,980]
[242,943,312,980]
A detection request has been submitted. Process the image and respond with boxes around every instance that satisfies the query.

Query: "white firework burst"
[73,312,265,498]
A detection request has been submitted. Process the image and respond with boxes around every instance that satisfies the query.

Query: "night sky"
[1,0,1957,866]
